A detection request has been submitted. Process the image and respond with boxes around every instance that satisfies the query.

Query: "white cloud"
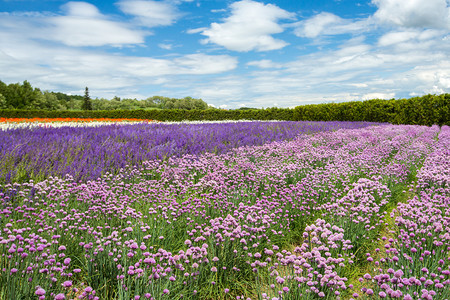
[377,29,446,48]
[117,0,180,27]
[295,12,340,38]
[198,0,294,52]
[172,54,237,75]
[246,59,282,69]
[378,30,420,47]
[187,28,449,107]
[372,0,450,29]
[294,12,371,38]
[349,83,369,88]
[362,92,395,100]
[186,27,207,34]
[12,2,147,47]
[49,19,144,47]
[404,62,450,93]
[158,43,173,50]
[295,1,450,40]
[0,18,237,96]
[377,31,450,61]
[61,1,101,18]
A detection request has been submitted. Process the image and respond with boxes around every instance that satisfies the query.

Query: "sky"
[0,0,449,108]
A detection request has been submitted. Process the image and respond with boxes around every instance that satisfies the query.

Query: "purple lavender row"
[0,121,378,184]
[358,126,450,300]
[0,124,440,299]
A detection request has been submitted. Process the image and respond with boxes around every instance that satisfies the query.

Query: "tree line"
[1,80,449,126]
[1,93,448,126]
[0,80,209,111]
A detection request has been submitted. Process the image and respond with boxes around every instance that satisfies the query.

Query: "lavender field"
[0,121,376,184]
[0,121,449,300]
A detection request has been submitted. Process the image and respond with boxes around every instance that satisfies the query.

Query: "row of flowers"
[358,125,450,299]
[0,117,154,123]
[0,118,323,131]
[0,118,154,130]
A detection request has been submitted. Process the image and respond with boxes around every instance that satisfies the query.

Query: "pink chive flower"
[63,281,72,288]
[36,288,46,296]
[55,293,66,300]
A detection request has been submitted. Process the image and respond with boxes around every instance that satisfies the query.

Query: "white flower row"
[0,121,146,131]
[0,119,282,131]
[158,119,281,124]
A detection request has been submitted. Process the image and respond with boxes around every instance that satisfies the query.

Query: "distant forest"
[0,80,210,110]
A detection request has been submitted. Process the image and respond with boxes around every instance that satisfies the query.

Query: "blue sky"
[0,0,449,108]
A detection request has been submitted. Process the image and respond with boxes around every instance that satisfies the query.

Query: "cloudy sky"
[0,0,449,108]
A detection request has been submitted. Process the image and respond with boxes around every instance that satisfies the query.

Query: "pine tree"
[82,87,92,110]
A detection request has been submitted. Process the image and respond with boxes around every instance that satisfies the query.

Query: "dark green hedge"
[0,107,294,122]
[0,94,448,125]
[293,94,449,126]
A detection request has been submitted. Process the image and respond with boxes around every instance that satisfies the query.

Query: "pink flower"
[36,288,46,296]
[55,293,66,300]
[394,270,403,278]
[63,281,72,288]
[144,257,156,264]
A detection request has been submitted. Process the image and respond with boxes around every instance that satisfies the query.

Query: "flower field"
[0,120,375,184]
[0,120,449,300]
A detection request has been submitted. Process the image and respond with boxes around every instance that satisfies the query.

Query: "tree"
[0,93,7,109]
[81,87,92,110]
[42,91,64,110]
[17,80,35,109]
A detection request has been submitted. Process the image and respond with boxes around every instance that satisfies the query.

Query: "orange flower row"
[0,117,154,123]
